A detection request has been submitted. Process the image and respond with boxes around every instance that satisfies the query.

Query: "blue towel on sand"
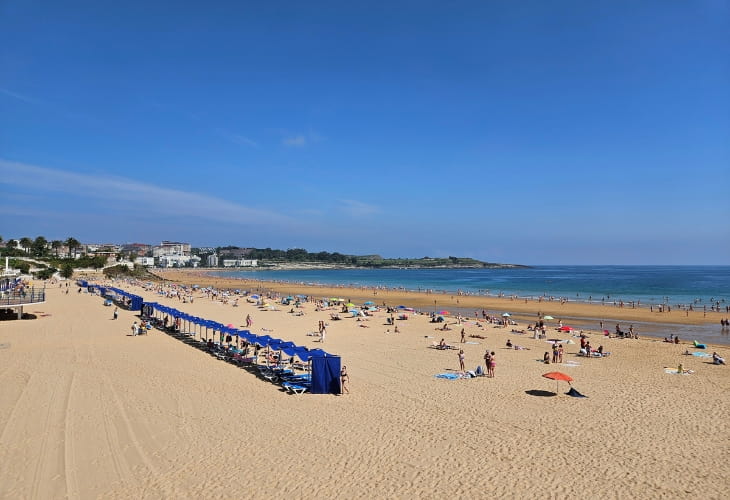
[692,351,711,357]
[434,373,461,380]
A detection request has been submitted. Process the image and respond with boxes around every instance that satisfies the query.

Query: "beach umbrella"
[438,310,450,315]
[559,326,574,331]
[502,313,511,317]
[364,301,375,306]
[543,315,554,320]
[346,303,356,307]
[542,371,573,394]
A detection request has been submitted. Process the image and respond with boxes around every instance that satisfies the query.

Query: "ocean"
[212,266,730,345]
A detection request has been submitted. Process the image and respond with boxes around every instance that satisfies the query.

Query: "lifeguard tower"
[1,257,46,319]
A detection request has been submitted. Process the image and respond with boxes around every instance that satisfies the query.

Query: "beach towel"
[561,361,581,367]
[664,368,694,375]
[565,387,587,398]
[691,351,712,358]
[465,341,480,345]
[434,373,462,380]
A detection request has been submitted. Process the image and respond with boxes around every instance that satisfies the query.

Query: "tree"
[6,239,17,250]
[19,237,33,254]
[60,262,74,279]
[65,237,80,258]
[51,240,63,257]
[32,236,48,257]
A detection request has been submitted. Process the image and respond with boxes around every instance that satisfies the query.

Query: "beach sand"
[1,276,728,499]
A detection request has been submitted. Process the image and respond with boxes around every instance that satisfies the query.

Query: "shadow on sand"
[525,389,557,397]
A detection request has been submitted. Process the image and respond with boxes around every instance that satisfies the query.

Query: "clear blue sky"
[1,1,728,264]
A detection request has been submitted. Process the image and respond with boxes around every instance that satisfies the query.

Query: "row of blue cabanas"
[78,281,144,310]
[143,301,333,362]
[143,301,342,394]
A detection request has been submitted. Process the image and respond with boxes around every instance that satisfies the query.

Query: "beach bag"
[475,365,484,376]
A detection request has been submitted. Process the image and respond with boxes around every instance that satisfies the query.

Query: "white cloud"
[217,130,258,147]
[337,199,380,217]
[0,87,39,104]
[282,135,307,147]
[0,159,294,226]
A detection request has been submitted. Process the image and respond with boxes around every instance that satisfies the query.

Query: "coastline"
[153,268,723,327]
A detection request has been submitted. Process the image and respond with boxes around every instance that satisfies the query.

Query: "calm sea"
[212,266,730,345]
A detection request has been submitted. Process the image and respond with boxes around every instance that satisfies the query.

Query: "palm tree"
[51,240,63,257]
[33,236,48,257]
[19,237,33,254]
[65,237,80,259]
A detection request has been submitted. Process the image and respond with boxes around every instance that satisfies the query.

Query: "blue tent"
[311,355,341,394]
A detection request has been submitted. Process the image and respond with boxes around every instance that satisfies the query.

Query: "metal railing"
[0,287,46,306]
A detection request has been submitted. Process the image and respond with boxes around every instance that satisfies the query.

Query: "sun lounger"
[282,381,310,394]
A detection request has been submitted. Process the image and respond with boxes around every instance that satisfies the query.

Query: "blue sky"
[1,1,728,265]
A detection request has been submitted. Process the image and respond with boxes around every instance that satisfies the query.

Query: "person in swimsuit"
[458,349,465,371]
[340,366,350,394]
[488,352,496,377]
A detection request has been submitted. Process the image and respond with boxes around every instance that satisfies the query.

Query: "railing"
[0,287,46,306]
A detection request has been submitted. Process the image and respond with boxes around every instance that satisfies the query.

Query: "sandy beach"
[1,274,728,499]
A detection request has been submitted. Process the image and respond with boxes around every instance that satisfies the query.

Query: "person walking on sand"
[113,307,118,320]
[320,325,326,343]
[460,328,466,343]
[488,352,496,377]
[340,365,350,394]
[245,314,253,328]
[458,349,465,372]
[131,321,139,336]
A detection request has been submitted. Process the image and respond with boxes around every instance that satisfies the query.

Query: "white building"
[222,259,258,268]
[158,255,200,268]
[207,254,219,267]
[153,241,191,258]
[135,257,156,267]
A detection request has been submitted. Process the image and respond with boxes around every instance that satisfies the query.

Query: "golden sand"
[0,274,728,499]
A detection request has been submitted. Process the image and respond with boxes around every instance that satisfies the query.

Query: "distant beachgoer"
[340,366,350,394]
[458,349,465,371]
[488,352,496,377]
[506,339,513,348]
[460,328,466,343]
[674,335,680,344]
[543,352,550,364]
[246,314,253,327]
[113,307,118,320]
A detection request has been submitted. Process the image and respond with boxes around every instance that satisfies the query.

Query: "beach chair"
[281,381,310,394]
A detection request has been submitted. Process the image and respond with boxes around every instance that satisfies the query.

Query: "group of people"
[546,343,564,363]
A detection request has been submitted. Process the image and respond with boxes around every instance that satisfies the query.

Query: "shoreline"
[150,268,725,327]
[116,268,730,347]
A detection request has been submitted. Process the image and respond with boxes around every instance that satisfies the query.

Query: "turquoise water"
[212,266,730,345]
[214,266,729,307]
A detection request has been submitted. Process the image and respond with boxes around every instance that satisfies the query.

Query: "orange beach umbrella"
[542,371,573,394]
